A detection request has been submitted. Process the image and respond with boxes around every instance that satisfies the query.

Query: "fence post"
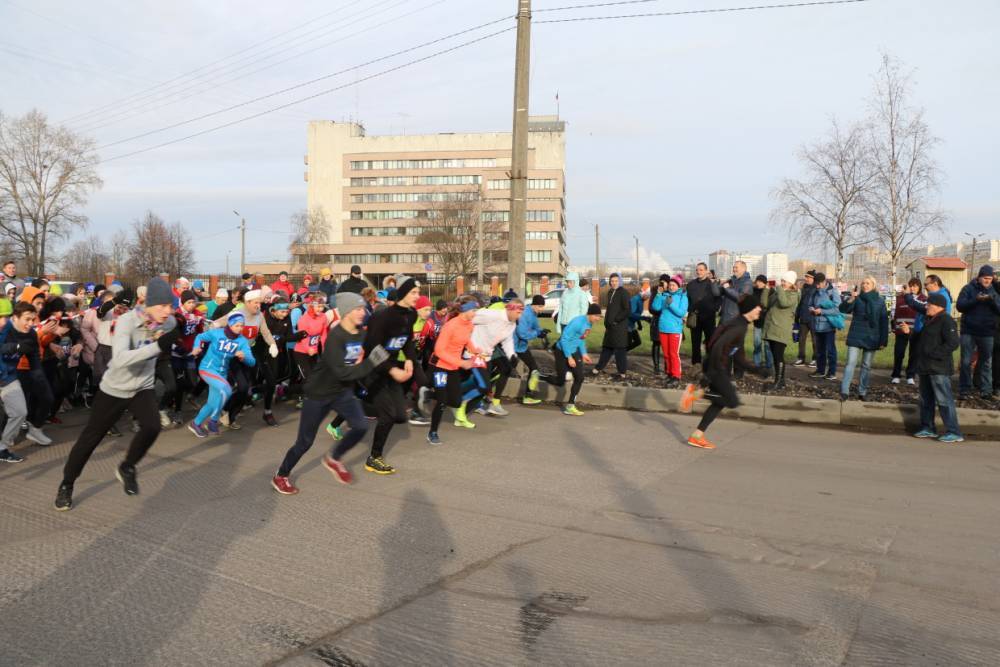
[490,276,499,297]
[591,277,600,306]
[456,276,465,296]
[209,275,220,297]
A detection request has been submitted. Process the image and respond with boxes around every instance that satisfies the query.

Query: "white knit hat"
[782,270,798,285]
[244,289,262,302]
[216,287,228,298]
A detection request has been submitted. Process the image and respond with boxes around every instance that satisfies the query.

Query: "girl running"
[188,312,256,438]
[426,296,481,445]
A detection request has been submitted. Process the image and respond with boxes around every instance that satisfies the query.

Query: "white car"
[539,289,563,317]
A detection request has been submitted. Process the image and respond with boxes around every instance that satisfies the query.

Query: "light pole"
[965,232,986,277]
[633,235,640,284]
[233,210,246,276]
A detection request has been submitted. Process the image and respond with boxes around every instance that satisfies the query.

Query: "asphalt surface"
[1,400,998,666]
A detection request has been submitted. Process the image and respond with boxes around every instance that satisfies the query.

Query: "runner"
[513,294,547,405]
[260,296,294,425]
[167,289,204,424]
[55,278,180,511]
[542,303,603,416]
[272,292,390,494]
[426,296,481,445]
[188,312,256,438]
[679,294,767,449]
[0,302,38,463]
[470,299,523,416]
[405,295,434,425]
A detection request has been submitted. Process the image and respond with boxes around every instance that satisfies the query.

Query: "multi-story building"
[707,250,731,277]
[763,253,788,280]
[789,259,836,281]
[281,117,568,289]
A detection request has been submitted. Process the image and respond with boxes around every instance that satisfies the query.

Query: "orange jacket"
[432,316,479,371]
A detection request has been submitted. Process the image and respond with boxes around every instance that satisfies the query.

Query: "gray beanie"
[145,277,173,307]
[337,291,366,314]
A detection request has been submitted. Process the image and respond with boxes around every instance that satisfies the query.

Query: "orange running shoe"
[687,434,716,450]
[679,384,701,413]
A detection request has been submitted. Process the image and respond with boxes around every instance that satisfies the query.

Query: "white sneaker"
[906,378,915,386]
[159,410,172,428]
[890,377,900,384]
[565,371,573,382]
[486,402,509,417]
[26,425,52,446]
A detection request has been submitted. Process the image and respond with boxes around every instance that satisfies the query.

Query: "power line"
[100,26,515,163]
[536,0,665,11]
[72,0,425,132]
[96,15,513,151]
[535,0,869,23]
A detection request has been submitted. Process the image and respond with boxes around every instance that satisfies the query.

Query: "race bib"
[386,335,407,351]
[434,371,448,388]
[308,334,320,346]
[344,342,363,364]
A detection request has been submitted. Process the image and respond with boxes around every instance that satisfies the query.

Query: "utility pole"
[507,0,531,295]
[594,223,600,277]
[633,235,640,284]
[965,232,985,280]
[477,212,484,289]
[225,251,230,276]
[234,210,246,276]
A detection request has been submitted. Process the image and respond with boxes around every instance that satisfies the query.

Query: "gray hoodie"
[100,308,176,399]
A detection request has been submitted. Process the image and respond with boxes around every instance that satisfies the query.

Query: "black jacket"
[797,283,817,324]
[686,276,720,323]
[363,304,416,381]
[955,279,1000,337]
[913,312,959,376]
[337,276,369,295]
[602,286,630,348]
[704,317,756,375]
[305,325,377,400]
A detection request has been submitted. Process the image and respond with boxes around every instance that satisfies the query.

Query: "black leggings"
[516,350,539,398]
[429,366,464,432]
[62,389,161,485]
[224,361,252,420]
[543,348,584,405]
[365,381,407,459]
[697,370,740,432]
[768,340,786,366]
[18,369,53,429]
[156,356,177,410]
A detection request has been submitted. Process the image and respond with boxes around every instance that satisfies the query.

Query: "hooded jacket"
[556,272,590,333]
[809,284,842,333]
[840,289,889,350]
[471,307,517,359]
[101,308,177,399]
[720,271,753,324]
[761,286,800,347]
[556,314,593,358]
[270,278,295,297]
[955,278,1000,337]
[514,306,545,354]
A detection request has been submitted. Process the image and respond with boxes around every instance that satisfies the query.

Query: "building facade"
[286,117,568,288]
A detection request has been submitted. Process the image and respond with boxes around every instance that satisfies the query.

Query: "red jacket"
[892,293,918,334]
[271,279,295,297]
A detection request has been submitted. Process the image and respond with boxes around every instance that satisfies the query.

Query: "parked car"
[538,288,563,317]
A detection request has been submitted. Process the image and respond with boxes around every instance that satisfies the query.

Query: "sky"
[2,0,998,275]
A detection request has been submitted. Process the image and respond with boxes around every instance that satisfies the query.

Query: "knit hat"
[435,299,448,310]
[805,269,817,278]
[303,274,313,282]
[242,273,252,280]
[3,282,15,295]
[659,273,671,284]
[978,264,995,278]
[336,291,365,314]
[49,283,63,296]
[0,298,11,317]
[670,274,684,288]
[755,274,768,285]
[180,290,197,304]
[587,303,602,316]
[146,277,173,307]
[414,295,432,310]
[531,294,545,306]
[386,289,399,302]
[136,286,147,301]
[106,283,124,295]
[738,294,760,314]
[396,276,419,301]
[192,280,204,290]
[927,292,948,308]
[320,268,332,277]
[278,270,288,278]
[244,289,262,303]
[216,287,228,298]
[350,265,362,275]
[782,270,798,285]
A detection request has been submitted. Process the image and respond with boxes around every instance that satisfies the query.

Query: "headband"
[271,303,290,311]
[228,312,245,326]
[459,301,479,313]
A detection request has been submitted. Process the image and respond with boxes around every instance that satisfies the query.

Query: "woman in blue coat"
[651,275,689,387]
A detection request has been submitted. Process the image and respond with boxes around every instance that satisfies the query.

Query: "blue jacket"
[556,314,593,358]
[955,279,1000,337]
[907,288,951,333]
[720,271,753,324]
[0,320,25,386]
[651,290,689,335]
[194,328,256,377]
[514,306,545,354]
[628,294,645,332]
[809,285,842,333]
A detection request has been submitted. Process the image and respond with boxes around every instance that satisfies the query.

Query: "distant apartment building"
[763,253,788,280]
[846,246,892,284]
[788,259,836,281]
[281,117,568,286]
[707,250,731,277]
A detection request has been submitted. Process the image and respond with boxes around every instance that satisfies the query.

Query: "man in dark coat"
[904,292,963,442]
[955,265,1000,399]
[720,261,753,325]
[337,265,369,295]
[685,262,720,365]
[593,272,630,379]
[794,270,818,366]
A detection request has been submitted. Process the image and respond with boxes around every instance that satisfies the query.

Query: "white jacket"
[471,308,516,359]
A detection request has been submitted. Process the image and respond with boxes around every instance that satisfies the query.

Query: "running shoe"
[295,399,304,409]
[808,372,825,379]
[687,434,716,450]
[912,428,937,439]
[474,405,489,416]
[426,431,442,446]
[47,415,63,425]
[26,425,52,446]
[364,456,396,475]
[890,377,901,385]
[454,416,476,429]
[108,424,122,437]
[322,455,353,484]
[170,412,183,426]
[116,463,139,496]
[793,359,805,366]
[486,402,509,417]
[206,420,221,436]
[937,433,965,444]
[562,404,585,416]
[906,378,915,386]
[679,384,701,413]
[825,374,837,381]
[0,449,24,463]
[188,421,208,438]
[262,412,278,427]
[808,360,817,367]
[528,369,540,392]
[326,424,344,440]
[159,410,172,428]
[271,475,299,495]
[408,409,430,426]
[54,483,73,511]
[228,420,242,431]
[522,397,542,405]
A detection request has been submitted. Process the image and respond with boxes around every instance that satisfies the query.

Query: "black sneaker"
[54,483,73,511]
[808,372,825,379]
[262,412,278,427]
[407,410,430,426]
[107,424,122,438]
[364,456,396,475]
[116,463,139,496]
[0,449,24,463]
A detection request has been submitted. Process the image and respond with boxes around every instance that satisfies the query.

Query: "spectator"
[555,271,589,334]
[955,265,1000,400]
[651,274,688,388]
[338,265,368,294]
[761,271,799,390]
[807,272,842,381]
[719,261,752,325]
[751,274,773,370]
[2,260,24,291]
[297,275,315,297]
[685,262,720,366]
[994,277,1000,397]
[271,271,295,297]
[191,280,206,301]
[318,268,337,299]
[593,272,629,379]
[794,270,818,367]
[891,278,922,385]
[905,292,963,442]
[627,286,646,351]
[839,276,889,401]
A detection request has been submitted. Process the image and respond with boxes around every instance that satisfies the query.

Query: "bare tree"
[0,109,102,275]
[109,229,129,279]
[58,235,110,282]
[863,53,947,285]
[288,207,330,273]
[125,211,195,283]
[416,198,505,286]
[771,119,873,279]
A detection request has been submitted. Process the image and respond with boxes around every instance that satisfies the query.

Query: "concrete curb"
[500,379,1000,438]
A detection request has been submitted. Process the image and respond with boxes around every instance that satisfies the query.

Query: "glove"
[368,344,390,367]
[269,343,279,358]
[156,327,181,352]
[114,289,134,307]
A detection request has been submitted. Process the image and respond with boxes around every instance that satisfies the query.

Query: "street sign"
[424,263,433,271]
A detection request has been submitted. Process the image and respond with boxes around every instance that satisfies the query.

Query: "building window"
[488,178,556,190]
[349,158,497,170]
[349,175,481,187]
[525,250,552,263]
[481,211,510,222]
[349,191,479,203]
[525,210,554,222]
[488,179,511,190]
[526,231,558,240]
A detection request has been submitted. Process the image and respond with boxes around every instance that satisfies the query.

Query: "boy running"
[543,303,603,416]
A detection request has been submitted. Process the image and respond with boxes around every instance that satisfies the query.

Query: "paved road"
[1,401,998,666]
